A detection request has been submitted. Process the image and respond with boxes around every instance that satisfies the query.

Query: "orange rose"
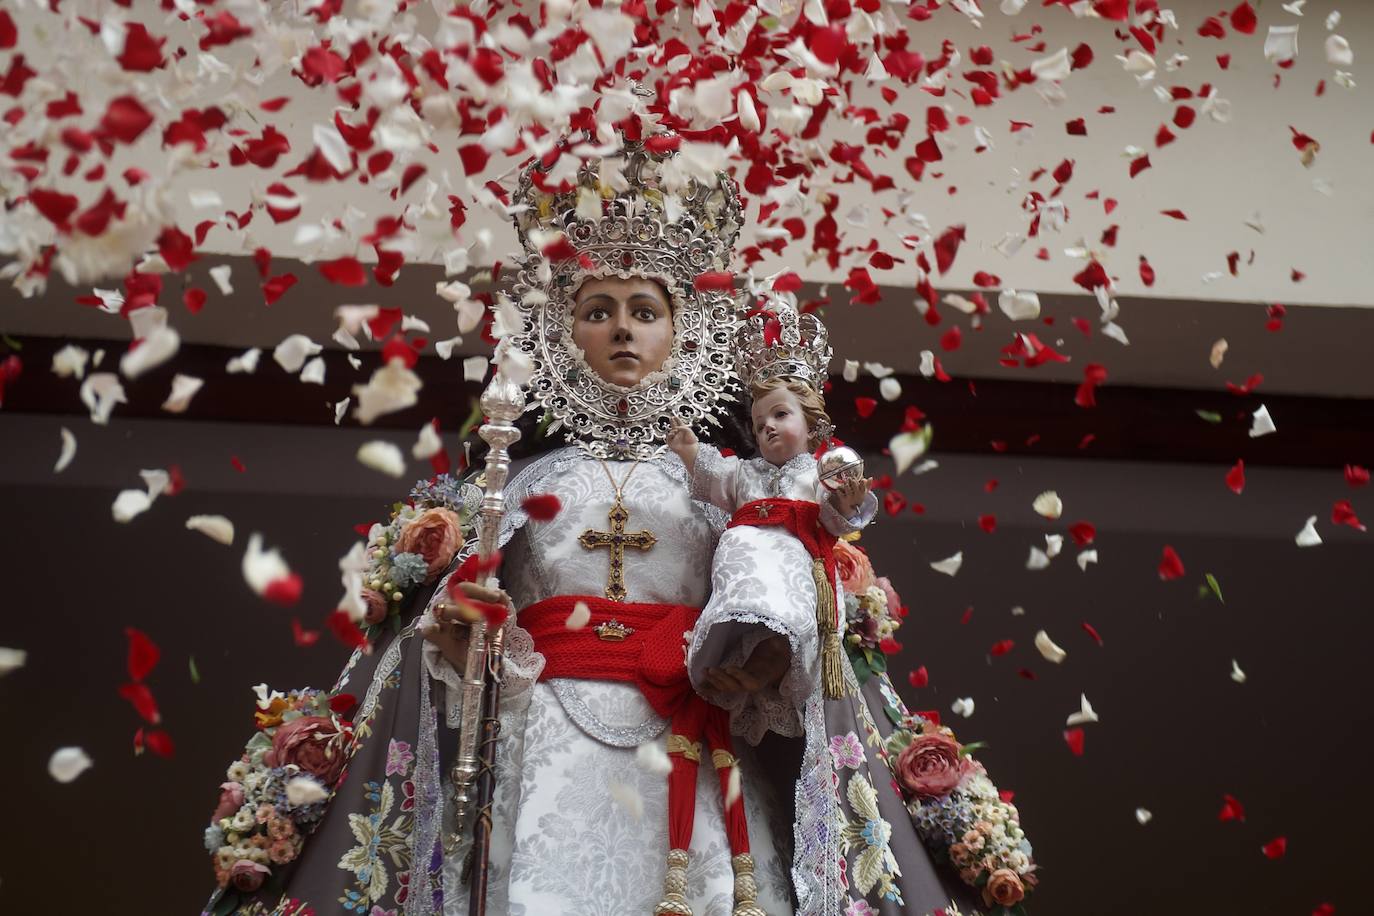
[832,539,875,594]
[394,508,464,581]
[982,869,1025,908]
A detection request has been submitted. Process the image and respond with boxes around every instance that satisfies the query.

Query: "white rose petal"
[299,357,326,386]
[1030,47,1071,82]
[1032,490,1063,519]
[1230,659,1247,684]
[51,344,90,379]
[725,764,742,810]
[1044,533,1064,558]
[1034,630,1067,664]
[842,359,859,382]
[434,337,462,360]
[352,361,422,425]
[334,398,350,425]
[48,747,93,783]
[1209,339,1228,369]
[999,289,1041,321]
[890,427,932,476]
[1249,404,1277,438]
[242,533,291,596]
[162,374,204,413]
[1295,515,1322,547]
[1135,808,1153,825]
[54,427,76,473]
[186,515,235,546]
[79,373,127,425]
[274,335,322,374]
[285,776,330,806]
[313,123,353,176]
[226,348,261,374]
[412,422,442,461]
[1265,25,1300,64]
[878,377,902,402]
[636,740,673,776]
[463,355,490,384]
[1066,694,1098,726]
[930,551,963,577]
[357,441,407,478]
[951,697,975,718]
[918,350,936,378]
[608,781,643,821]
[1026,547,1051,570]
[0,646,27,676]
[566,600,591,630]
[863,361,894,379]
[1325,34,1353,67]
[208,264,234,296]
[112,489,153,523]
[1077,549,1099,571]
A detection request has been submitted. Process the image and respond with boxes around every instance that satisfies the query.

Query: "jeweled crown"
[735,293,833,393]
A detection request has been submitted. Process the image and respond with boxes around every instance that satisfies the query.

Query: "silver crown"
[506,110,746,460]
[735,293,833,393]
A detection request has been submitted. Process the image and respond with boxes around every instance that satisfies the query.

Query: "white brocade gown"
[424,448,794,916]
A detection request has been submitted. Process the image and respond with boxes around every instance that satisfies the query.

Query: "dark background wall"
[1,409,1368,915]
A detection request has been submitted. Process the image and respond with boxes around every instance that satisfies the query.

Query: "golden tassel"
[730,853,768,916]
[812,558,849,699]
[653,848,694,916]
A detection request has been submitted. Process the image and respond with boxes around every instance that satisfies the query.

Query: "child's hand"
[666,417,698,458]
[831,476,872,517]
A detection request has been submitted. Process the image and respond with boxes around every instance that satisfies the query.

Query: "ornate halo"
[507,135,745,460]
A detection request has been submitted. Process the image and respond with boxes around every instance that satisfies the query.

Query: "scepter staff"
[446,370,525,908]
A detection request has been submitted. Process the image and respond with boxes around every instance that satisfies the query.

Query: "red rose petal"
[99,95,155,145]
[854,397,878,419]
[693,270,735,292]
[883,491,907,516]
[291,618,321,648]
[116,23,166,72]
[144,729,175,759]
[118,682,161,724]
[1063,727,1085,756]
[878,637,902,655]
[1331,499,1367,532]
[125,627,160,682]
[1225,460,1246,495]
[318,256,367,286]
[908,666,929,688]
[1158,545,1186,580]
[1230,2,1258,35]
[989,639,1014,657]
[0,11,16,49]
[1081,621,1103,646]
[262,273,298,305]
[1068,521,1096,546]
[183,287,207,314]
[978,514,997,534]
[521,493,562,521]
[325,610,369,650]
[1218,793,1246,822]
[1345,464,1370,489]
[1262,836,1287,860]
[28,188,80,229]
[263,573,303,607]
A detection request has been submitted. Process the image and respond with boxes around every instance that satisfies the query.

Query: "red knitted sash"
[518,594,752,856]
[520,595,700,720]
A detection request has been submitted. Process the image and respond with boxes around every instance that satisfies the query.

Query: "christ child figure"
[669,376,876,741]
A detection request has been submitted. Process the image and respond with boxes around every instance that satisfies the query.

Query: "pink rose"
[263,716,352,787]
[229,859,270,893]
[833,540,875,594]
[894,733,970,799]
[394,508,464,581]
[982,869,1025,908]
[212,781,245,821]
[362,588,389,626]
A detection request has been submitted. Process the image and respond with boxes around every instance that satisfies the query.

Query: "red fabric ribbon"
[520,595,751,855]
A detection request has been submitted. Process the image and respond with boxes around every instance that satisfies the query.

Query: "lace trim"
[358,625,411,727]
[691,610,809,744]
[549,679,670,747]
[406,647,442,916]
[792,689,845,916]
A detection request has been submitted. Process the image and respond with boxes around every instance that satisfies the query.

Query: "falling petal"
[357,440,406,478]
[54,427,76,473]
[1034,630,1067,664]
[49,747,93,783]
[186,515,235,546]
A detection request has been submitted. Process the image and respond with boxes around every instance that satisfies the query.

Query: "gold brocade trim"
[666,734,702,762]
[711,748,738,770]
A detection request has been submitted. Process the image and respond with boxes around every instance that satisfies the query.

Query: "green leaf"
[1195,409,1223,423]
[958,740,988,757]
[1205,572,1224,603]
[2,334,21,351]
[189,655,201,684]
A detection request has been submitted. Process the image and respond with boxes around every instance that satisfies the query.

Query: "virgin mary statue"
[201,105,1031,916]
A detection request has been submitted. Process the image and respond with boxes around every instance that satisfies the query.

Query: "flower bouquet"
[887,713,1038,915]
[357,475,476,641]
[834,538,907,686]
[204,686,356,905]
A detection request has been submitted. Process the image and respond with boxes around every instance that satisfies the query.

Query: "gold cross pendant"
[578,497,657,602]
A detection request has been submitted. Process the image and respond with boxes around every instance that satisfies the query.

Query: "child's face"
[751,386,811,465]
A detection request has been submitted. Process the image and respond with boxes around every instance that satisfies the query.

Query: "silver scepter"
[447,369,525,851]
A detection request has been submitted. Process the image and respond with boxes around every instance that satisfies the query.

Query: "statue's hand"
[422,581,514,671]
[703,634,791,695]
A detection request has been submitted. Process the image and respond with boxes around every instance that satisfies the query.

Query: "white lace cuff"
[819,488,878,537]
[418,621,468,730]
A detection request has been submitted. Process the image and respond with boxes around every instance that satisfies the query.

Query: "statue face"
[570,276,674,388]
[751,385,811,465]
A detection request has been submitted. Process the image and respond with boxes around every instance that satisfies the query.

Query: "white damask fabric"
[686,445,878,744]
[424,448,792,915]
